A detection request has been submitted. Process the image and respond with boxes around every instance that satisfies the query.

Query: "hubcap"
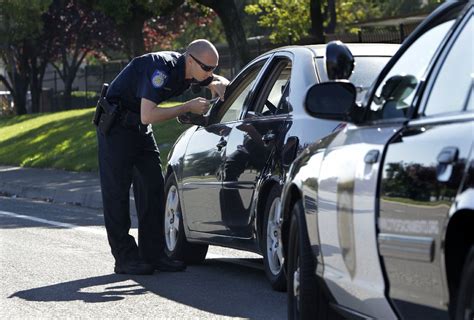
[165,185,180,251]
[266,196,283,275]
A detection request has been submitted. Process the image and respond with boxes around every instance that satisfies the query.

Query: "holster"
[97,97,119,135]
[92,83,108,126]
[93,83,119,135]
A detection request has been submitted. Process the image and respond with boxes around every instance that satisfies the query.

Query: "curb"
[0,166,137,213]
[0,181,103,208]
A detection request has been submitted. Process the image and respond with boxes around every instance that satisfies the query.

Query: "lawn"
[0,103,190,172]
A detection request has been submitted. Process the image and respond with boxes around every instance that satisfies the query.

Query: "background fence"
[39,61,126,112]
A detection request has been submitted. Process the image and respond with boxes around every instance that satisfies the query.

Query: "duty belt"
[94,90,150,135]
[118,106,151,134]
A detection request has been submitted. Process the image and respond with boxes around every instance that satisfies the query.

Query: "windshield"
[316,56,391,102]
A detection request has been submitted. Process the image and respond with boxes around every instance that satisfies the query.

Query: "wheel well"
[445,210,474,306]
[165,165,174,182]
[256,180,279,240]
[281,185,302,262]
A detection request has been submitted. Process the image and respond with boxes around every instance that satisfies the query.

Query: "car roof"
[311,43,400,57]
[264,43,400,58]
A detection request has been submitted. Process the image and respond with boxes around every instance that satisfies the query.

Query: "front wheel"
[164,175,208,264]
[455,246,474,320]
[287,200,341,320]
[262,185,286,291]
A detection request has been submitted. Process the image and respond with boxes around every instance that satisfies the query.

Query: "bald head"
[187,39,219,66]
[187,39,218,58]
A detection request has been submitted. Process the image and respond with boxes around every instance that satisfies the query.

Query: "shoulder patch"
[151,70,168,88]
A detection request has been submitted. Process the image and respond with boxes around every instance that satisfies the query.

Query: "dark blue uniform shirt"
[106,52,191,114]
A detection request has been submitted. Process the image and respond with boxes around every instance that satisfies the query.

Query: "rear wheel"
[287,200,341,320]
[262,185,286,291]
[164,175,208,264]
[455,246,474,320]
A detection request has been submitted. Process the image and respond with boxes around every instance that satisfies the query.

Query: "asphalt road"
[0,196,286,319]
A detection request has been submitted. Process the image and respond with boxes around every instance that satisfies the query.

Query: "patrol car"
[281,1,473,319]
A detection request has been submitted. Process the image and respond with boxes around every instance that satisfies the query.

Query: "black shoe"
[114,260,154,275]
[153,256,186,272]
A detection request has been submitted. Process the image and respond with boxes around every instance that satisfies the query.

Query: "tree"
[246,0,311,43]
[194,0,251,70]
[0,0,52,114]
[46,0,122,109]
[86,0,185,58]
[310,0,325,43]
[28,15,56,114]
[245,0,383,44]
[143,2,217,51]
[88,0,251,70]
[379,0,442,17]
[335,0,382,32]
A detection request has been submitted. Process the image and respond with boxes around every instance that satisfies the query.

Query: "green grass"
[71,91,99,99]
[0,102,190,172]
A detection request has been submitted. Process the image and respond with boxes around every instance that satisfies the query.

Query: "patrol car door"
[219,54,292,238]
[181,57,269,234]
[315,15,457,318]
[378,12,473,319]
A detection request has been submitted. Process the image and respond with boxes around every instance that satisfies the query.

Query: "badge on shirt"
[151,70,167,88]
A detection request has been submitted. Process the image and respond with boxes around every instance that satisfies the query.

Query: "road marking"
[0,210,105,236]
[0,209,264,270]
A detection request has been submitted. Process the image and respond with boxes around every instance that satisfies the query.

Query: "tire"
[455,245,474,320]
[262,185,286,291]
[164,175,208,264]
[287,200,341,320]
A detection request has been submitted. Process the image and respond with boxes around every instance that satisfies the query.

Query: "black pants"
[97,122,165,265]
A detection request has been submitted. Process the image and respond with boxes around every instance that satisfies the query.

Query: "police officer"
[97,39,229,275]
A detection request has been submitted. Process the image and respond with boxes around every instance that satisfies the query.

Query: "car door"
[315,10,460,319]
[378,12,473,318]
[181,57,269,234]
[219,54,292,237]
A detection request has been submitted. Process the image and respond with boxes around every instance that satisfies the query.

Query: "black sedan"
[281,1,473,319]
[164,42,398,290]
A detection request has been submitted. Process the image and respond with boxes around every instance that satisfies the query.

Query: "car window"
[254,59,292,116]
[218,61,266,123]
[264,64,291,115]
[368,18,456,121]
[424,16,473,116]
[316,56,391,103]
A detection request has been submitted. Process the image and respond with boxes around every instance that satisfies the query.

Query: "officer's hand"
[208,75,230,101]
[185,97,211,115]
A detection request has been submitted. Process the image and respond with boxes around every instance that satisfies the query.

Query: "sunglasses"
[189,53,217,72]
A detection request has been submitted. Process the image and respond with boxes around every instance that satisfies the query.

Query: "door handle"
[364,149,379,164]
[216,139,227,151]
[262,132,276,143]
[437,147,458,164]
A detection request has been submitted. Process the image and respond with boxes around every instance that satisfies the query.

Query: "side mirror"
[305,81,357,121]
[177,112,208,126]
[325,41,355,80]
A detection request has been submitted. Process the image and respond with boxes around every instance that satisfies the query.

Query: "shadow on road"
[9,258,286,319]
[10,274,143,303]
